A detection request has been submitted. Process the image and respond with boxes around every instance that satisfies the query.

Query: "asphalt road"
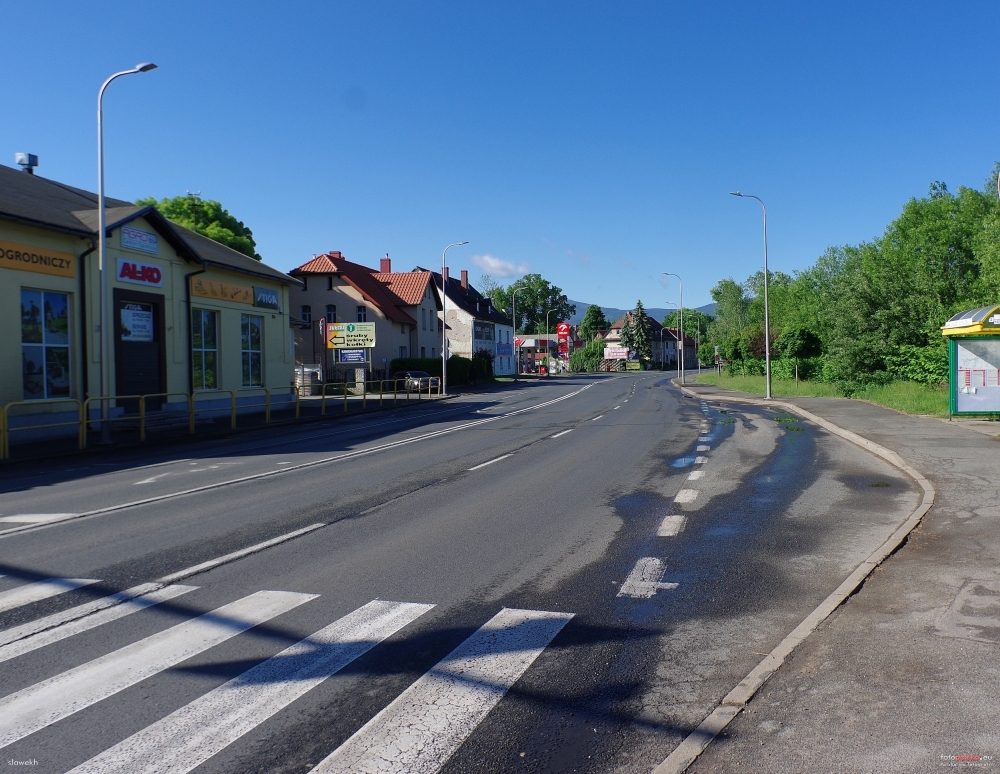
[0,374,919,773]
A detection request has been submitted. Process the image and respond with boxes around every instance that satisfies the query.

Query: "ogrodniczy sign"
[121,226,159,255]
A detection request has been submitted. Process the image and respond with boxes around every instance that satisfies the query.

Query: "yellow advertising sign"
[0,240,75,278]
[327,322,376,348]
[190,276,253,305]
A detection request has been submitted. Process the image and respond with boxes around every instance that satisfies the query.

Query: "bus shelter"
[941,304,1000,416]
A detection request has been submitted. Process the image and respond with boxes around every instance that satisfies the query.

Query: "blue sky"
[3,1,999,310]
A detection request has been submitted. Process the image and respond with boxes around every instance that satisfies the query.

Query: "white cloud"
[470,254,529,278]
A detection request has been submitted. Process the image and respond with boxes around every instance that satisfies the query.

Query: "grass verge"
[693,373,949,417]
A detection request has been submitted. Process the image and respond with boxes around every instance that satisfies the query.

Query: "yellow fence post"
[139,396,146,443]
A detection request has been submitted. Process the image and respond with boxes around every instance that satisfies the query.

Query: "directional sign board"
[327,322,376,349]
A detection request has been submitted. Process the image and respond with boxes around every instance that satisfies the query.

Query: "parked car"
[391,370,436,391]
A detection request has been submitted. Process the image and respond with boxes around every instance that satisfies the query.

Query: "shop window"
[300,305,312,325]
[241,314,263,387]
[325,305,336,323]
[357,305,367,322]
[21,289,70,400]
[191,308,218,390]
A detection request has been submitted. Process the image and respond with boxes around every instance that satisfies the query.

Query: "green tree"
[631,301,652,364]
[137,194,261,260]
[578,304,609,341]
[662,308,714,342]
[776,326,822,385]
[570,340,606,372]
[619,313,635,356]
[488,274,575,334]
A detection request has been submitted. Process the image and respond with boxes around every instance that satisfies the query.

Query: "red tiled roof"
[607,313,695,345]
[372,271,437,308]
[289,252,416,324]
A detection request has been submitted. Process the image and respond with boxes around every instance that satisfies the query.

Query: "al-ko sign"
[117,257,163,287]
[327,322,376,349]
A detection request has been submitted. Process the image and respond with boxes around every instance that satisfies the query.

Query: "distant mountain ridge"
[566,301,716,326]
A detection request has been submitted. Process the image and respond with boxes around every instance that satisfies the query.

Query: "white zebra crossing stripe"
[0,578,99,614]
[0,590,315,749]
[618,557,678,598]
[315,607,573,774]
[68,599,434,774]
[0,584,197,664]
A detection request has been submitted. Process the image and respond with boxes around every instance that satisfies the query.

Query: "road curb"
[651,385,936,774]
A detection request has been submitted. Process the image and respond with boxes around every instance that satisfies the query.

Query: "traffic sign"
[327,322,376,348]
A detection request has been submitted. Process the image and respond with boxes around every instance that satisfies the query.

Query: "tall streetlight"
[98,63,157,442]
[510,287,522,380]
[663,273,684,384]
[661,300,679,374]
[730,192,771,399]
[440,241,468,396]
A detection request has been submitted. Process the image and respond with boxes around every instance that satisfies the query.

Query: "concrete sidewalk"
[677,383,1000,774]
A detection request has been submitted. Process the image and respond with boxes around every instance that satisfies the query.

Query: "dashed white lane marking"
[695,456,708,464]
[591,415,604,421]
[613,405,621,410]
[624,399,628,403]
[618,558,678,598]
[0,513,78,524]
[657,515,687,537]
[69,600,434,774]
[0,578,99,614]
[0,590,316,749]
[551,429,573,438]
[699,436,711,441]
[0,584,197,664]
[468,454,511,471]
[674,489,699,504]
[134,472,172,485]
[697,445,710,451]
[687,471,704,481]
[315,607,573,774]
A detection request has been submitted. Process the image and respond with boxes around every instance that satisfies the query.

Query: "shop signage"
[496,341,513,356]
[327,322,376,349]
[253,286,280,310]
[117,257,164,287]
[604,346,628,359]
[121,302,154,342]
[0,239,75,278]
[121,226,159,254]
[190,276,253,304]
[338,348,368,363]
[474,321,495,341]
[557,322,571,336]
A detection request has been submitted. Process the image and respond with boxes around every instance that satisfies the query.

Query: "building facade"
[0,163,297,431]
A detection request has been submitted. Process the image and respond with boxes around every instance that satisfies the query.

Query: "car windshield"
[410,372,430,378]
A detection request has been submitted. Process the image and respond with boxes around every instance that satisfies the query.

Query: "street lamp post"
[730,192,771,400]
[663,273,684,384]
[511,287,522,381]
[440,240,468,396]
[97,63,157,443]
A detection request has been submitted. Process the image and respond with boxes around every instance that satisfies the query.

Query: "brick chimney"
[442,267,449,283]
[461,270,468,291]
[380,254,391,273]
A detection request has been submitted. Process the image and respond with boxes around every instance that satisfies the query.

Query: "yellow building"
[0,163,299,438]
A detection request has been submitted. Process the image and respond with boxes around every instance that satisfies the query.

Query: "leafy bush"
[884,344,948,385]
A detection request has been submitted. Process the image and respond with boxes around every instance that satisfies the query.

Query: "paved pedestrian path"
[680,382,1000,774]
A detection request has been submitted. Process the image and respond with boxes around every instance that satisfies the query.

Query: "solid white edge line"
[0,384,599,540]
[551,429,573,438]
[468,454,511,471]
[158,523,326,583]
[652,386,937,774]
[0,578,100,615]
